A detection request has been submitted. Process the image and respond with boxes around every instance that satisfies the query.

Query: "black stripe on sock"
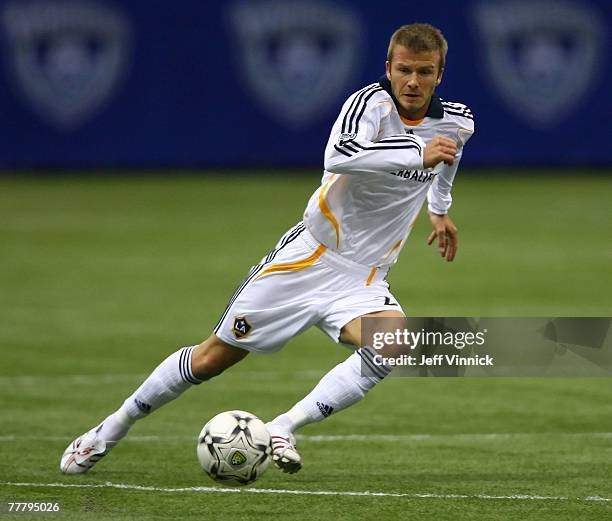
[361,346,392,376]
[179,347,200,385]
[358,347,392,379]
[184,346,202,385]
[357,349,388,380]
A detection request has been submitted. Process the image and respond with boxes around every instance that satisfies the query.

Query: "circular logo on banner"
[228,0,363,128]
[2,0,131,129]
[472,0,607,127]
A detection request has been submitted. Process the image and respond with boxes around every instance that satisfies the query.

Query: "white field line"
[0,481,610,502]
[1,432,611,443]
[0,370,323,385]
[299,432,612,442]
[0,374,148,385]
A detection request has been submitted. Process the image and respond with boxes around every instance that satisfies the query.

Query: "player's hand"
[427,212,458,262]
[423,136,457,169]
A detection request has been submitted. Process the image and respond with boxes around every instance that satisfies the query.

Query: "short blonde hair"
[387,23,448,69]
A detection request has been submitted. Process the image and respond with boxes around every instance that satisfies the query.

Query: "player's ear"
[436,67,444,86]
[385,60,391,81]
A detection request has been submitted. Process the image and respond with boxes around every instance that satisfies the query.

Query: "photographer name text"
[373,354,494,367]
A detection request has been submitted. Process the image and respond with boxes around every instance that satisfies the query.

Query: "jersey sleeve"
[427,149,462,215]
[427,117,475,215]
[324,86,425,175]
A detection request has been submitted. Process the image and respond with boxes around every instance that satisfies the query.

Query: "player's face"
[385,45,443,120]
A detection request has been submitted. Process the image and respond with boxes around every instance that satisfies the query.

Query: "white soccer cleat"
[60,424,114,474]
[265,422,302,474]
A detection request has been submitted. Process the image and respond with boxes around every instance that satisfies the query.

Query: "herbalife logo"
[316,401,334,418]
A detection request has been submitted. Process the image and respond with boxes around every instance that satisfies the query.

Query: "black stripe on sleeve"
[333,144,352,157]
[335,140,422,158]
[342,142,360,154]
[378,137,421,144]
[444,111,473,120]
[344,85,381,135]
[378,137,418,142]
[442,106,474,120]
[377,137,422,153]
[341,85,375,134]
[350,87,383,135]
[365,144,421,154]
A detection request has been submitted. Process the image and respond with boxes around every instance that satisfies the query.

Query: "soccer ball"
[197,410,272,485]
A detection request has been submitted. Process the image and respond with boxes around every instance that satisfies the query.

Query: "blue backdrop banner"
[0,0,610,168]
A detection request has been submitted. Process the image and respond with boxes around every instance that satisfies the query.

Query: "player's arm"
[427,146,463,217]
[324,90,426,175]
[427,123,474,217]
[425,150,462,262]
[426,126,474,262]
[427,211,459,262]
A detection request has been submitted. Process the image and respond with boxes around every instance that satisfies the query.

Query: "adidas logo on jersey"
[316,401,334,417]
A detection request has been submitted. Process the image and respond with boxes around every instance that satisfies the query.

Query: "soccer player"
[61,23,474,474]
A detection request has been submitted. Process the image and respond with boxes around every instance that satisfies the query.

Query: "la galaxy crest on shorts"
[232,316,253,339]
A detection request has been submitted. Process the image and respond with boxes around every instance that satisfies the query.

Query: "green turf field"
[1,172,611,520]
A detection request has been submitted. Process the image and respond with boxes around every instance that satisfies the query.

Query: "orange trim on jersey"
[400,115,424,126]
[253,244,327,281]
[386,239,403,257]
[318,174,340,247]
[365,267,378,286]
[365,239,403,286]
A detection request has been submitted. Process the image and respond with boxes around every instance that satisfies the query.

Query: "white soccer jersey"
[303,79,474,271]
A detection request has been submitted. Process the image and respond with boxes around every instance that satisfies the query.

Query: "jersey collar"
[378,75,444,119]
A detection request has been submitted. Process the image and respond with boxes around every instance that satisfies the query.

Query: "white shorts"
[214,222,404,353]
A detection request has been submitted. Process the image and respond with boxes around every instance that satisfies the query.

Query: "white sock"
[270,346,391,432]
[95,408,134,444]
[96,346,201,442]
